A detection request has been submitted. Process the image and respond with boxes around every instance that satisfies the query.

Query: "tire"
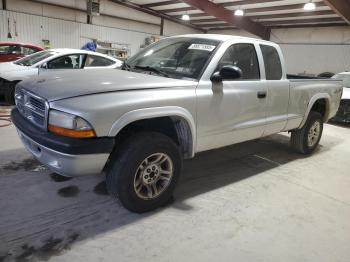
[4,82,16,105]
[291,111,323,154]
[106,132,182,213]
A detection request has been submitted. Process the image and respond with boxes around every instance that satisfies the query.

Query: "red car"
[0,42,43,62]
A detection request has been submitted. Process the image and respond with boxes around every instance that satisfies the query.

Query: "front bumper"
[11,108,115,177]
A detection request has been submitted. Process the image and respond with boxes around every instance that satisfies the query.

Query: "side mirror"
[41,63,48,69]
[210,65,242,82]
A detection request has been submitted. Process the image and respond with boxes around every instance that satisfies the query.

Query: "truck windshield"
[14,50,55,66]
[125,37,221,80]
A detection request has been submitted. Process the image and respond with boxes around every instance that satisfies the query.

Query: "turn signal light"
[48,124,96,138]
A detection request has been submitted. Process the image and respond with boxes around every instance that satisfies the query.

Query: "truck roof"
[171,34,272,44]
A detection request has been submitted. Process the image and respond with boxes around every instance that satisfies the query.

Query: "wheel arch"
[299,93,331,128]
[108,106,196,158]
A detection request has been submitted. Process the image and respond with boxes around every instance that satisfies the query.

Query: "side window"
[22,47,37,56]
[47,54,84,69]
[0,45,21,55]
[84,55,115,67]
[0,45,11,55]
[217,43,260,80]
[260,45,282,80]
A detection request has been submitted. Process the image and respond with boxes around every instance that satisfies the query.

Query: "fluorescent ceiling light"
[234,9,244,16]
[304,2,316,11]
[182,14,190,21]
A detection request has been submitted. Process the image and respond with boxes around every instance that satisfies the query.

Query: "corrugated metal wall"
[279,44,350,75]
[0,10,155,55]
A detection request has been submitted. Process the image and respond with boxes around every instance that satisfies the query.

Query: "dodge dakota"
[11,34,343,212]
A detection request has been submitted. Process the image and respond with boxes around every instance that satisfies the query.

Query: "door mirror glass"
[211,65,242,82]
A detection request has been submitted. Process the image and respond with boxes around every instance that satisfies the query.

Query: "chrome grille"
[15,88,48,129]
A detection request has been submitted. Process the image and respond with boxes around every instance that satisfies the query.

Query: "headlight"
[48,110,96,138]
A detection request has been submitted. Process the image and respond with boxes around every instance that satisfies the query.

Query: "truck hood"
[18,69,198,102]
[342,87,350,99]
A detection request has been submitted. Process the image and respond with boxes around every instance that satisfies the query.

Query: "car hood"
[18,69,197,102]
[342,87,350,99]
[0,62,30,74]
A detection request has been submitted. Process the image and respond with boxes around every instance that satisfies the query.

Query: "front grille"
[15,88,48,129]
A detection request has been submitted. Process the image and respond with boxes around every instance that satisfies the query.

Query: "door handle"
[257,91,267,99]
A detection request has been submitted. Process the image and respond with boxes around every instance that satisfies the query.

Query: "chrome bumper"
[17,129,110,177]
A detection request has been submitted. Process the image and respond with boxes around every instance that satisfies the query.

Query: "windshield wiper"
[134,65,169,78]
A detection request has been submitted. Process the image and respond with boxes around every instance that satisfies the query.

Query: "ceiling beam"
[198,18,344,28]
[220,0,282,8]
[142,1,182,8]
[323,0,350,24]
[170,2,327,16]
[151,0,283,13]
[262,17,344,25]
[207,22,348,31]
[109,0,205,32]
[270,22,348,28]
[180,0,271,39]
[191,10,336,23]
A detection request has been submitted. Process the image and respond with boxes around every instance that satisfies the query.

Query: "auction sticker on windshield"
[188,44,216,52]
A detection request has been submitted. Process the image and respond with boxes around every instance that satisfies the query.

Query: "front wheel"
[291,111,323,154]
[106,132,182,213]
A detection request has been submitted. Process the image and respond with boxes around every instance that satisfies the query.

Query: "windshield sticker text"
[188,44,216,52]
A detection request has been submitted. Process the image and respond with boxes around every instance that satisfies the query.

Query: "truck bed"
[287,74,332,80]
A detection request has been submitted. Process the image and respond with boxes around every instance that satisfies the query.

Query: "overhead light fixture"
[182,14,190,21]
[304,1,316,11]
[234,9,244,16]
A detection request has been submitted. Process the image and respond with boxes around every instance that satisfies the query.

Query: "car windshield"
[125,37,221,80]
[14,50,55,66]
[333,74,350,88]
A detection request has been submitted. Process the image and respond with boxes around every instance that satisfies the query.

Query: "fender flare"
[299,93,331,128]
[108,106,196,157]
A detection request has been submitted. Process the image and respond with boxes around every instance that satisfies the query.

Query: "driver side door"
[196,43,267,152]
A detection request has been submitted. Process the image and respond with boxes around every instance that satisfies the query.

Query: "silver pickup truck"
[11,34,342,213]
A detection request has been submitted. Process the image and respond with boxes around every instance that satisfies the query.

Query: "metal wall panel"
[279,44,350,75]
[0,10,155,55]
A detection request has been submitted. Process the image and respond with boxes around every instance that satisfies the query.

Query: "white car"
[331,72,350,122]
[0,49,122,103]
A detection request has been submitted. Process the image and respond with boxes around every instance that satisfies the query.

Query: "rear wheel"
[291,111,323,154]
[106,132,182,213]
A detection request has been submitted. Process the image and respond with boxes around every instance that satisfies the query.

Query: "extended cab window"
[217,43,260,80]
[260,45,282,80]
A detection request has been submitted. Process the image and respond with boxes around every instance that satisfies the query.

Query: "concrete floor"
[1,105,350,262]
